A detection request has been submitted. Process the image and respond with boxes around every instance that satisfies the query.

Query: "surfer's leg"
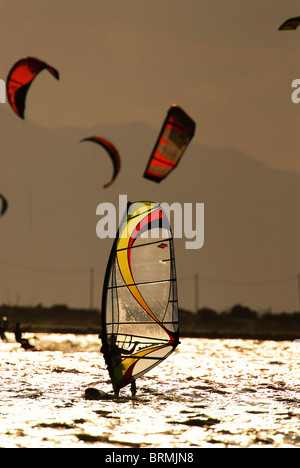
[131,380,136,396]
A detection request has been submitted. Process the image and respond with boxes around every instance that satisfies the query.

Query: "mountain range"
[0,107,299,313]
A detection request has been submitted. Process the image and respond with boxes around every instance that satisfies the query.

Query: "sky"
[1,1,300,313]
[1,0,300,173]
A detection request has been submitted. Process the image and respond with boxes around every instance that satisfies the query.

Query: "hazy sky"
[1,1,300,313]
[1,0,300,172]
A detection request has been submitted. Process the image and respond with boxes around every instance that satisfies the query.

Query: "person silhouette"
[0,316,8,341]
[99,333,138,396]
[14,323,34,350]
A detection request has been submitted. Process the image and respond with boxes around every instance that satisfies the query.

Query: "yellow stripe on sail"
[116,203,163,326]
[114,344,167,383]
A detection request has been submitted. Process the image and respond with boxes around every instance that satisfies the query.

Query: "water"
[0,334,299,448]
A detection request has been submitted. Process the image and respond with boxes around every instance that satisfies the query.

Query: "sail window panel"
[135,282,170,322]
[133,347,174,377]
[115,322,170,342]
[115,284,176,337]
[116,284,157,323]
[115,333,168,348]
[129,241,171,285]
[131,358,161,381]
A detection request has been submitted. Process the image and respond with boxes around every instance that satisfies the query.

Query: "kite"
[6,56,59,119]
[80,136,121,188]
[143,105,196,183]
[0,194,8,216]
[100,201,180,396]
[278,16,300,30]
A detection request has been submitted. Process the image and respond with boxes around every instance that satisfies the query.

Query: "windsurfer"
[99,334,138,396]
[0,316,8,341]
[14,323,34,350]
[130,379,137,396]
[100,334,138,357]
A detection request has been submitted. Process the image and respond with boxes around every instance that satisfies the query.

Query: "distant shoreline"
[1,304,300,342]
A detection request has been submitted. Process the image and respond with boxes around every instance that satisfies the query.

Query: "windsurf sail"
[143,105,196,183]
[101,201,179,395]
